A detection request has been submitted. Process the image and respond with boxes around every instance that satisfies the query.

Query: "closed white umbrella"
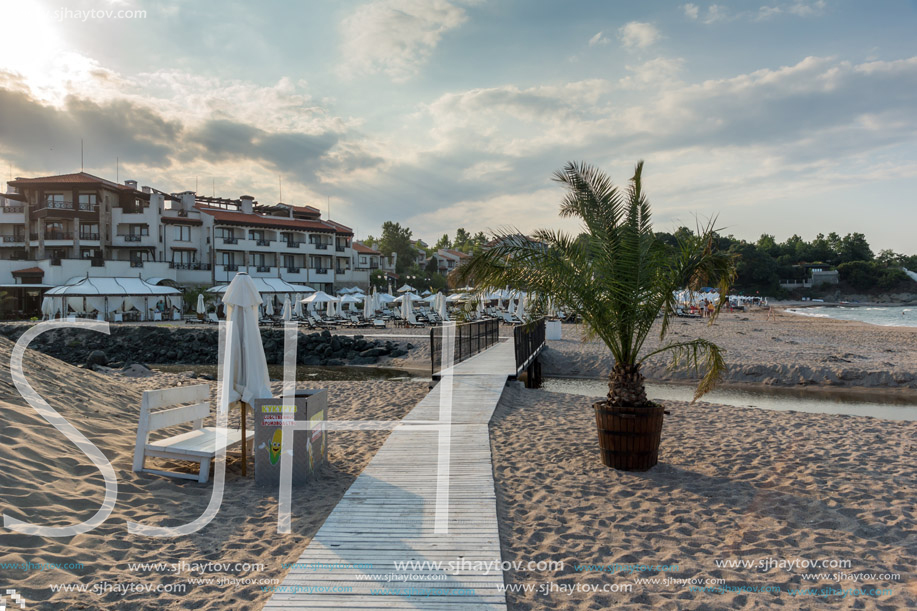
[326,298,336,319]
[293,294,303,318]
[41,296,53,319]
[363,292,373,319]
[196,293,206,315]
[400,292,411,320]
[516,293,526,322]
[281,295,292,321]
[222,273,272,476]
[437,293,448,321]
[261,293,273,318]
[476,297,484,319]
[508,294,516,317]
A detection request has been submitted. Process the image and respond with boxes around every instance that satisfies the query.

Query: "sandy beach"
[489,383,917,610]
[0,337,430,610]
[540,309,917,389]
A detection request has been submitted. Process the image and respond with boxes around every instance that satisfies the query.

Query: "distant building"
[0,171,378,314]
[779,264,839,289]
[433,248,471,274]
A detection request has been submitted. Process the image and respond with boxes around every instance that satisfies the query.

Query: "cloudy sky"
[1,0,915,251]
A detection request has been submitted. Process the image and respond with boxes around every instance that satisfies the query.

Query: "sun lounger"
[373,319,386,329]
[132,384,252,484]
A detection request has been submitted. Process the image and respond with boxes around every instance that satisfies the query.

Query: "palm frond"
[638,338,728,401]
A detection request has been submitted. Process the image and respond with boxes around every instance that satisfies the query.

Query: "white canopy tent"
[44,276,182,321]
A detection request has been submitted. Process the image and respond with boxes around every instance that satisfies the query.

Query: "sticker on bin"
[261,404,297,426]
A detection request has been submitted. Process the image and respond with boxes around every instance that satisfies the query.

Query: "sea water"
[786,305,917,328]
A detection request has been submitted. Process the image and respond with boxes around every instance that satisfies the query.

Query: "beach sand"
[0,337,430,610]
[540,309,917,388]
[490,383,917,610]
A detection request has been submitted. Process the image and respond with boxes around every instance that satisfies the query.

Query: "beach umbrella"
[41,296,53,319]
[301,290,337,311]
[196,293,206,316]
[222,273,272,476]
[363,293,374,319]
[421,289,432,296]
[437,293,449,321]
[396,283,414,293]
[293,294,303,318]
[508,295,516,317]
[516,293,526,322]
[326,298,337,319]
[281,295,292,321]
[476,297,484,319]
[377,292,395,304]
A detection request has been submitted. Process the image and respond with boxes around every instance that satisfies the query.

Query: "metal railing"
[513,317,546,375]
[430,318,500,376]
[1,206,24,213]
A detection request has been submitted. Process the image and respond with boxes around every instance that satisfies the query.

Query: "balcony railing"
[46,232,74,240]
[221,237,238,245]
[336,268,348,275]
[314,243,329,250]
[79,233,100,240]
[285,241,302,248]
[1,206,23,213]
[286,266,301,273]
[122,234,144,242]
[224,263,239,272]
[130,260,144,268]
[313,267,328,274]
[169,262,212,270]
[77,202,96,211]
[256,265,271,272]
[1,235,24,243]
[336,245,346,252]
[46,201,73,210]
[256,239,272,247]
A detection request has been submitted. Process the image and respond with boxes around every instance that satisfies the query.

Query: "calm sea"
[786,305,917,328]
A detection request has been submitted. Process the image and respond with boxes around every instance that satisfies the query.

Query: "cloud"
[338,0,472,82]
[618,57,685,90]
[683,4,699,20]
[703,4,729,23]
[588,31,610,47]
[787,0,827,17]
[617,22,661,49]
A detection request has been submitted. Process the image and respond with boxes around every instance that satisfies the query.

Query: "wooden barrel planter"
[594,402,665,471]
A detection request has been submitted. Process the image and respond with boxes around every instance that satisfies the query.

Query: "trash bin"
[253,389,328,486]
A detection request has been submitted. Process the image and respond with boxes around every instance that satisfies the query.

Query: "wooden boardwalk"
[264,340,517,610]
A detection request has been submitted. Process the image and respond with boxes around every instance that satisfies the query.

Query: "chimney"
[124,179,138,189]
[178,190,196,211]
[141,186,151,194]
[240,195,254,215]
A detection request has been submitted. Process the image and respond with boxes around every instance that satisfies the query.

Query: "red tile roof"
[9,171,137,192]
[161,216,203,225]
[196,205,336,232]
[352,242,380,255]
[11,267,44,276]
[323,219,354,236]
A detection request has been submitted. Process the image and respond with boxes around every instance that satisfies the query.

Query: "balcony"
[284,241,302,249]
[221,237,239,245]
[1,206,24,214]
[225,263,239,272]
[336,268,348,275]
[46,201,73,210]
[256,265,271,273]
[336,245,346,252]
[286,266,301,273]
[313,267,328,274]
[169,262,212,270]
[124,234,144,242]
[1,235,24,243]
[77,202,96,212]
[79,233,100,241]
[46,231,74,241]
[256,239,272,247]
[313,243,329,250]
[130,260,144,268]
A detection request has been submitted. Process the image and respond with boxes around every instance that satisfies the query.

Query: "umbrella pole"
[241,402,248,476]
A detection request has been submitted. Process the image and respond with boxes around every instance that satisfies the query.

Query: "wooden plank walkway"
[263,340,516,610]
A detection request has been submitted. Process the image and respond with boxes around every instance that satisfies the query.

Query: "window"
[174,226,191,241]
[78,193,96,210]
[129,224,149,236]
[360,256,367,265]
[173,250,192,266]
[46,193,66,208]
[221,252,234,265]
[80,223,99,240]
[251,253,266,266]
[216,227,234,239]
[249,230,263,241]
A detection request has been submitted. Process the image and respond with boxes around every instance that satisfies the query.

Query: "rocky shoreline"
[0,325,414,369]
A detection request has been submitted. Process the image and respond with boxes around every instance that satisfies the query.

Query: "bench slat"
[148,402,210,431]
[143,384,210,411]
[147,427,254,458]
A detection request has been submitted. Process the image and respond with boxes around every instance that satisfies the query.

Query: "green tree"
[434,234,451,250]
[455,161,736,470]
[453,228,472,252]
[378,221,415,274]
[837,232,874,263]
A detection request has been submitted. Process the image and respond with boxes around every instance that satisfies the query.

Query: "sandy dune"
[0,337,429,610]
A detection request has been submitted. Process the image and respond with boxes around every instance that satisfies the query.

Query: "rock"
[85,350,108,368]
[350,355,378,365]
[359,348,385,358]
[326,359,344,366]
[389,348,408,358]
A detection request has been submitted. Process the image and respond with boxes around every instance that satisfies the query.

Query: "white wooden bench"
[132,384,253,483]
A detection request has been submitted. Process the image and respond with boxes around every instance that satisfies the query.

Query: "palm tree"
[454,161,736,470]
